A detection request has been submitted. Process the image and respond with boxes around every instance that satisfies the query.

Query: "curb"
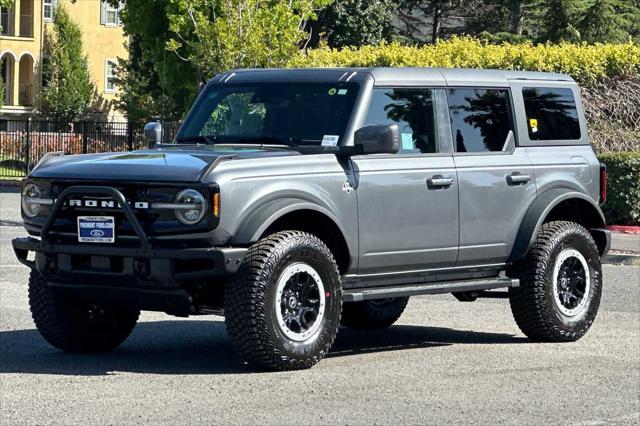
[603,252,640,267]
[608,225,640,234]
[0,180,22,187]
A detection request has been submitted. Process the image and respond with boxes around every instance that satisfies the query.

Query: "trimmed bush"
[290,37,640,85]
[598,152,640,225]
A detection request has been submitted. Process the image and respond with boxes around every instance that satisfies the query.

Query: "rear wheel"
[341,297,409,330]
[224,231,342,371]
[28,270,139,352]
[509,221,602,342]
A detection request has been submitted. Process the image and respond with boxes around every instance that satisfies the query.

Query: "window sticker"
[401,133,414,150]
[337,89,348,95]
[321,135,339,146]
[529,118,538,133]
[328,88,337,96]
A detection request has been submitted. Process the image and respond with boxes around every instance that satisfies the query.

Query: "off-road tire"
[509,221,602,342]
[28,270,140,352]
[341,297,409,330]
[224,231,342,371]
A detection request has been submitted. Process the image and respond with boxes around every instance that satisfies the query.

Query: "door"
[446,87,536,266]
[352,87,459,274]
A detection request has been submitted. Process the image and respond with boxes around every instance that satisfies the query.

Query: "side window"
[447,88,514,153]
[523,87,580,141]
[364,88,439,154]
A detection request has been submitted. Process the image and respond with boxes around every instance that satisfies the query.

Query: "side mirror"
[354,124,400,155]
[144,121,163,146]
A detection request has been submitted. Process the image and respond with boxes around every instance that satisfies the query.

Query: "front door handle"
[427,176,454,189]
[507,173,531,185]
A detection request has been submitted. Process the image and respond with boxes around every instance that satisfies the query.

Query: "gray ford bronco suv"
[13,68,610,371]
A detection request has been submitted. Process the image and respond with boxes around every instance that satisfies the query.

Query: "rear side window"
[365,88,439,154]
[447,88,514,153]
[522,87,580,141]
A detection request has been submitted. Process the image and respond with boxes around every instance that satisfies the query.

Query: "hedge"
[289,37,640,85]
[598,152,640,226]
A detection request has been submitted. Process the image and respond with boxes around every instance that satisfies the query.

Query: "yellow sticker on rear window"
[529,118,538,128]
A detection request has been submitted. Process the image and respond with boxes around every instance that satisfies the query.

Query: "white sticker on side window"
[321,135,340,146]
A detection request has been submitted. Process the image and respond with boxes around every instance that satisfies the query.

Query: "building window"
[100,1,121,26]
[43,0,58,21]
[105,60,117,92]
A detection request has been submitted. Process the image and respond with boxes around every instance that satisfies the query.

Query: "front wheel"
[224,231,342,371]
[509,221,602,342]
[28,270,140,352]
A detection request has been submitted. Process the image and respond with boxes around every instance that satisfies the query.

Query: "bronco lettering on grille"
[67,199,150,209]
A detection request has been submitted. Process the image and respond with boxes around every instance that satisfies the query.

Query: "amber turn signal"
[213,192,220,217]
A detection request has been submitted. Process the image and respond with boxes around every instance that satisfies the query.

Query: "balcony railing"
[19,14,33,37]
[18,84,33,106]
[1,12,15,36]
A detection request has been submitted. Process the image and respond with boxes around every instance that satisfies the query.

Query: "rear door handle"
[427,176,454,189]
[507,173,531,184]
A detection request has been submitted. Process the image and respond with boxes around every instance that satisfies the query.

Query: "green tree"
[324,0,395,48]
[115,0,197,121]
[579,0,640,43]
[166,0,331,77]
[40,6,94,122]
[540,0,583,42]
[396,0,466,43]
[115,0,328,120]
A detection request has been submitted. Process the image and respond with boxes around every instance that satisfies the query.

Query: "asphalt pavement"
[1,191,639,425]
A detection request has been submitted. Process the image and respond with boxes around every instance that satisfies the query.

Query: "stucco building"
[0,0,128,120]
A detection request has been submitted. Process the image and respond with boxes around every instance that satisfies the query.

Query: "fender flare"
[509,188,606,261]
[229,197,351,247]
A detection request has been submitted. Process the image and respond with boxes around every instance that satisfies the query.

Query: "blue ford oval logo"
[90,229,105,237]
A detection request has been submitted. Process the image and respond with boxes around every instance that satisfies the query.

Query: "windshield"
[177,82,360,146]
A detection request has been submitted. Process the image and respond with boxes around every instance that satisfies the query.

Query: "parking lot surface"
[1,191,639,425]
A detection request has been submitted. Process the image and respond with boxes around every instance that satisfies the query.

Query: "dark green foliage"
[579,0,640,43]
[597,152,640,225]
[40,7,95,122]
[540,0,582,42]
[115,0,198,121]
[325,0,395,48]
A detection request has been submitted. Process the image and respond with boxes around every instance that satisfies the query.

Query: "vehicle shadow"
[0,320,527,376]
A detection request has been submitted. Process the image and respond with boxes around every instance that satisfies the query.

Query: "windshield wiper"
[232,136,291,146]
[175,135,217,145]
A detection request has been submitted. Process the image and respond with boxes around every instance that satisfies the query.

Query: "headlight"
[174,189,207,225]
[21,183,42,218]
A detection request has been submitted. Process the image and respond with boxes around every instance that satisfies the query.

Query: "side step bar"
[343,277,519,302]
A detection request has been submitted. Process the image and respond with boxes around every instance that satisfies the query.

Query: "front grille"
[24,180,215,242]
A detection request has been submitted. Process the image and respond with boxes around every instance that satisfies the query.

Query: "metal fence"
[0,120,181,178]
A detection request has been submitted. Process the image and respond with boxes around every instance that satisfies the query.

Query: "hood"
[30,146,300,182]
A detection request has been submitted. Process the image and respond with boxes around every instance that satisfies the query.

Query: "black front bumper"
[12,237,247,315]
[12,185,247,316]
[13,237,246,280]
